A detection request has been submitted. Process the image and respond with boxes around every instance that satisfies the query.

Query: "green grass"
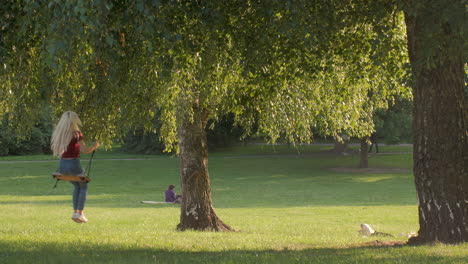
[0,145,466,263]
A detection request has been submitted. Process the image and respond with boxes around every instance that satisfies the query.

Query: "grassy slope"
[0,145,466,263]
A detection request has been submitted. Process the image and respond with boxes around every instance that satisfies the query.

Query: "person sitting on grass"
[165,184,182,204]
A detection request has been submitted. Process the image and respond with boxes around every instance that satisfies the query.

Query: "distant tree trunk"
[359,137,369,168]
[333,135,349,153]
[176,103,233,231]
[404,2,468,244]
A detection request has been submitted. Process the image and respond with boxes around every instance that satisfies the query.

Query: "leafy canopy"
[0,0,410,148]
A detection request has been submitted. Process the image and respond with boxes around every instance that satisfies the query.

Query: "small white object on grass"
[358,223,394,237]
[359,223,375,237]
[141,201,174,204]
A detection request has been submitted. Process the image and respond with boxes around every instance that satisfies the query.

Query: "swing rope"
[85,149,96,177]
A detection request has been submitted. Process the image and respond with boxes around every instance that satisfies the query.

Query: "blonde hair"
[51,111,82,157]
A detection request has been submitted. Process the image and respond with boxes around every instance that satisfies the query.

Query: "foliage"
[205,114,245,150]
[120,127,166,155]
[374,97,412,144]
[0,0,410,148]
[0,126,45,155]
[0,106,53,156]
[121,113,244,154]
[120,113,167,155]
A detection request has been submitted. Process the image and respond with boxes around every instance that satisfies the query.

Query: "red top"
[61,131,83,158]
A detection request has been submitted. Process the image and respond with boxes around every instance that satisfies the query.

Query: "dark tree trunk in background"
[333,135,349,153]
[359,137,369,168]
[176,103,233,231]
[404,1,468,244]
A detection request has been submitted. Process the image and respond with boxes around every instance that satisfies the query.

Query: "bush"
[0,108,53,156]
[206,114,244,150]
[0,129,13,156]
[375,98,412,144]
[121,114,244,154]
[121,128,166,154]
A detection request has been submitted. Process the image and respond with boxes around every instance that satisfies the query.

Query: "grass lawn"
[0,144,466,263]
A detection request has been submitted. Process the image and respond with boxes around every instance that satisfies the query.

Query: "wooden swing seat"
[52,172,91,183]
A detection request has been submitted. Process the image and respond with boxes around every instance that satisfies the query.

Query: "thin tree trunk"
[333,135,349,153]
[176,104,233,231]
[404,2,468,244]
[359,137,369,168]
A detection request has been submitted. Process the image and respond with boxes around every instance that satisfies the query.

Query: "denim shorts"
[59,159,85,175]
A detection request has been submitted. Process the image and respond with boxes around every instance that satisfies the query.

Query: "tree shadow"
[0,155,417,209]
[0,240,464,264]
[0,172,417,209]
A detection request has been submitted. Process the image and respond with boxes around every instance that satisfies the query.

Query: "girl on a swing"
[51,111,100,223]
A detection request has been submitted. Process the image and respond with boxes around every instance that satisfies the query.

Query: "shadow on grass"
[0,172,417,208]
[0,197,180,209]
[0,154,416,208]
[0,190,416,209]
[0,240,464,264]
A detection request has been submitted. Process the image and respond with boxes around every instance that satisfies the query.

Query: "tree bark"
[404,2,468,244]
[359,137,369,168]
[176,104,233,231]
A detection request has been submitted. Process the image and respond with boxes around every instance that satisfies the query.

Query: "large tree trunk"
[176,104,233,231]
[359,137,369,168]
[404,2,468,244]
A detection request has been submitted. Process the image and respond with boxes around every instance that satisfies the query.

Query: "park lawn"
[0,142,412,161]
[0,145,466,264]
